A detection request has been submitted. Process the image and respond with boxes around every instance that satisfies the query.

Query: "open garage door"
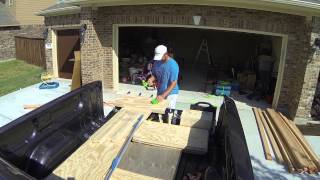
[117,26,284,107]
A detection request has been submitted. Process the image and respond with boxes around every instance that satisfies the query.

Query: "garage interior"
[118,26,282,105]
[57,29,80,79]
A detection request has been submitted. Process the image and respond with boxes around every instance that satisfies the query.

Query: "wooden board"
[109,95,168,114]
[46,108,151,180]
[253,108,272,160]
[279,113,320,171]
[263,110,294,173]
[112,142,181,180]
[132,121,209,154]
[111,169,162,180]
[277,112,317,173]
[266,108,317,172]
[259,109,284,163]
[90,108,150,143]
[180,110,213,130]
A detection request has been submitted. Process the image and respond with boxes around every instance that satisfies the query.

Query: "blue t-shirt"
[152,58,179,95]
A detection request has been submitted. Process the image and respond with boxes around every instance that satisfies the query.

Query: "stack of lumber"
[253,107,320,174]
[132,121,209,154]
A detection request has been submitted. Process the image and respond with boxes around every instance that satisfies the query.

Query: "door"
[57,29,80,79]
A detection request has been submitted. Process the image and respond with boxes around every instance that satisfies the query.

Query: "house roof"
[61,0,320,16]
[36,2,80,16]
[0,2,19,27]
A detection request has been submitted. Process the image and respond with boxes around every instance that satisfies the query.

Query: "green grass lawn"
[0,60,44,96]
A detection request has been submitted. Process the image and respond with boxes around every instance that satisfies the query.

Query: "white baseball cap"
[154,45,167,61]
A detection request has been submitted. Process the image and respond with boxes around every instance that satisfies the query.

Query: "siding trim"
[65,0,320,16]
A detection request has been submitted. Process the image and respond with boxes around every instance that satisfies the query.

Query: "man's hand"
[161,81,177,98]
[157,95,165,102]
[147,75,156,87]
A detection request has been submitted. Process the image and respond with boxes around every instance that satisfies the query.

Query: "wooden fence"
[15,36,46,68]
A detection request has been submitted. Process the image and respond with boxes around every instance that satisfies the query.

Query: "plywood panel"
[91,108,151,143]
[109,95,168,114]
[132,121,208,154]
[111,169,162,180]
[180,110,213,130]
[113,143,181,180]
[46,108,151,180]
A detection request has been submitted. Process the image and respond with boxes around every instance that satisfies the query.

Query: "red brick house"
[38,0,320,122]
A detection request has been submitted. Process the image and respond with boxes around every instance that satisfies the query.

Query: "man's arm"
[157,60,179,101]
[158,81,177,100]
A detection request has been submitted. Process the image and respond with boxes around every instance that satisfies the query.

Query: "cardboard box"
[237,72,256,91]
[246,74,256,90]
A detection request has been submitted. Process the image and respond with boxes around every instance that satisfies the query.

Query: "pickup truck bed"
[0,81,254,180]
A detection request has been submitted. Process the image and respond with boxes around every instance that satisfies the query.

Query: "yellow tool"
[41,72,54,82]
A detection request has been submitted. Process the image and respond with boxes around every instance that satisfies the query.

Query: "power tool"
[142,80,155,90]
[151,98,159,105]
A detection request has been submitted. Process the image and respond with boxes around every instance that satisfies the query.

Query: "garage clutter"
[118,27,279,105]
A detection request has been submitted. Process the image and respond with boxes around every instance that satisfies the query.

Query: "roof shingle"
[0,2,19,27]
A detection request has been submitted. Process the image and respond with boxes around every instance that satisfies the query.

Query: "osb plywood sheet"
[180,110,213,130]
[110,95,168,114]
[132,121,208,154]
[47,108,151,180]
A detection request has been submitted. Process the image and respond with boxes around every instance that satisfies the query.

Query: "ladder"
[194,39,212,65]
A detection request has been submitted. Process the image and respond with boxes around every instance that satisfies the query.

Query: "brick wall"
[0,24,44,60]
[80,8,105,87]
[310,17,320,120]
[44,5,320,120]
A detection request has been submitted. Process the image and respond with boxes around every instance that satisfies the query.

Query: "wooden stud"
[277,113,317,173]
[279,113,320,172]
[23,104,41,109]
[262,110,295,173]
[253,108,272,160]
[266,109,316,172]
[71,51,81,91]
[258,109,284,164]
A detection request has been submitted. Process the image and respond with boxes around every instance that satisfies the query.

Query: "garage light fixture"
[314,38,320,49]
[311,38,320,56]
[193,15,201,26]
[43,28,48,40]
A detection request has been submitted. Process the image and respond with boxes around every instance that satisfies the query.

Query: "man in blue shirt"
[152,45,179,109]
